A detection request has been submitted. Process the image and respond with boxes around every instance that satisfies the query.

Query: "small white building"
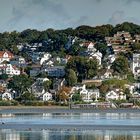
[42,92,52,101]
[80,85,100,102]
[40,53,52,65]
[0,51,14,64]
[106,89,126,101]
[80,42,96,52]
[89,51,102,65]
[2,91,13,100]
[0,64,20,76]
[132,53,140,78]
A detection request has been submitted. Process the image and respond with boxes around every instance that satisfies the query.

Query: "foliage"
[111,56,129,75]
[66,56,99,81]
[0,74,8,80]
[8,74,33,96]
[20,92,35,101]
[57,86,71,102]
[102,78,128,89]
[65,69,77,86]
[43,80,52,92]
[72,92,82,102]
[95,43,108,57]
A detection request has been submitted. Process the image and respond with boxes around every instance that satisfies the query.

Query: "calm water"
[0,129,140,140]
[1,112,140,126]
[0,112,140,140]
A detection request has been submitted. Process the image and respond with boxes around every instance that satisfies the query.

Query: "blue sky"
[0,0,140,32]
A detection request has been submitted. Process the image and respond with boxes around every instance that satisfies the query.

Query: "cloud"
[126,0,140,4]
[108,11,125,25]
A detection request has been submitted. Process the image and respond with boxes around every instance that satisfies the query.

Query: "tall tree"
[65,69,77,86]
[111,56,129,75]
[8,75,33,96]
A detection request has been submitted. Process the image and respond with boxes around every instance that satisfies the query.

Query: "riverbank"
[0,106,140,114]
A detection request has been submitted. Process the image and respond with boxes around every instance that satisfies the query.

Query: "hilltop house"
[0,51,14,64]
[132,53,140,78]
[80,42,96,52]
[89,51,102,65]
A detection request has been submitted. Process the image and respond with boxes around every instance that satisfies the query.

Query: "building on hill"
[132,53,140,78]
[0,51,14,64]
[80,42,96,52]
[79,85,100,102]
[106,89,126,101]
[0,64,20,76]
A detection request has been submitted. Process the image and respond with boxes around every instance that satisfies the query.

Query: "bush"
[0,100,19,106]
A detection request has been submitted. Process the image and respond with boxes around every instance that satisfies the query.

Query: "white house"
[80,42,96,52]
[132,53,140,77]
[40,53,52,65]
[107,54,116,64]
[106,89,126,101]
[80,85,100,102]
[42,92,52,101]
[0,64,20,76]
[0,51,14,64]
[89,51,102,65]
[2,91,13,100]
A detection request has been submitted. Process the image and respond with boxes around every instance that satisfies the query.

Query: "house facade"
[2,91,13,100]
[106,89,126,101]
[0,51,14,64]
[132,53,140,78]
[80,85,100,102]
[0,64,20,76]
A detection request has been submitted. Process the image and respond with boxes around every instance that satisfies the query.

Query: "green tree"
[111,56,129,75]
[8,75,33,96]
[124,88,131,100]
[0,74,8,80]
[72,92,82,102]
[95,43,107,57]
[132,43,140,52]
[65,69,77,86]
[43,80,52,92]
[20,92,35,101]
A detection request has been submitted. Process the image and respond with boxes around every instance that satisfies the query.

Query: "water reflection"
[1,112,140,126]
[0,129,140,140]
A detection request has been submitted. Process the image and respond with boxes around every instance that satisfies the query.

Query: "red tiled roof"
[0,51,14,58]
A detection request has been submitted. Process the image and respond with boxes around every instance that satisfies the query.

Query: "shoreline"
[0,106,140,113]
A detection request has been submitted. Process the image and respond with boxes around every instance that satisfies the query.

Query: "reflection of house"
[80,85,100,102]
[106,89,126,101]
[0,51,14,64]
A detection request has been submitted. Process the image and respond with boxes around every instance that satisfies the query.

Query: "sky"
[0,0,140,32]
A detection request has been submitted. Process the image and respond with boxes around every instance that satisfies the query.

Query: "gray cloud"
[0,0,140,32]
[126,0,140,4]
[108,11,125,25]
